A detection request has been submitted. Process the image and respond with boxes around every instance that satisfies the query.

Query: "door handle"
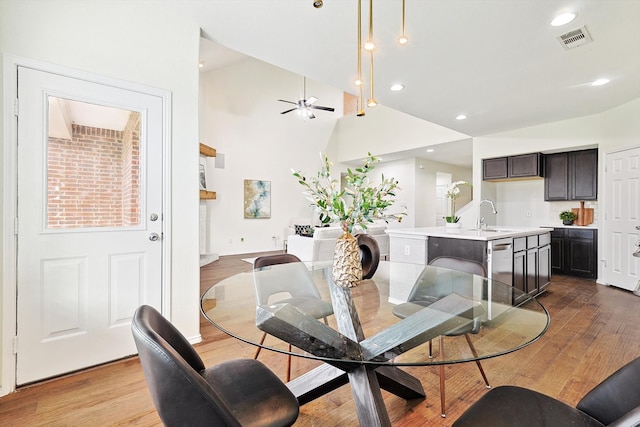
[149,233,160,241]
[493,243,512,251]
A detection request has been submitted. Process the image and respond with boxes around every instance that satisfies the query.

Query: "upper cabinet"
[544,149,597,201]
[483,153,542,181]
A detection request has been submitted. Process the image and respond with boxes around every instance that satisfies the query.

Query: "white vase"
[445,222,462,229]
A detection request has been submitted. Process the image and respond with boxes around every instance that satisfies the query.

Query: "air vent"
[557,25,593,50]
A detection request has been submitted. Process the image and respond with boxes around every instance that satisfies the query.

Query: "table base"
[288,363,425,427]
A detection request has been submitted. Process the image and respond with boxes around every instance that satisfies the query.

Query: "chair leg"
[464,334,490,388]
[439,335,446,418]
[429,339,433,358]
[254,332,267,359]
[286,344,292,383]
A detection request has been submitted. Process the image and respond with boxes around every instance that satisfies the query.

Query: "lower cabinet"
[551,228,597,279]
[513,233,551,298]
[538,244,551,292]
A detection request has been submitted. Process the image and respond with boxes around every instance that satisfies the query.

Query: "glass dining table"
[201,261,549,427]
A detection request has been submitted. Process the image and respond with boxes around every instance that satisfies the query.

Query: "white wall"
[199,58,344,255]
[473,113,603,227]
[473,98,640,229]
[414,159,473,227]
[334,104,471,163]
[473,98,640,283]
[1,0,201,393]
[599,98,640,151]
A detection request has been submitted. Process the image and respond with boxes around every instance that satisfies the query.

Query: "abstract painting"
[244,179,271,218]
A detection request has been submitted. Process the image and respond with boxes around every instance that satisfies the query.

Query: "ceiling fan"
[278,77,335,119]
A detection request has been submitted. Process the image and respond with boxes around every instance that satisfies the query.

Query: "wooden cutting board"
[572,201,594,226]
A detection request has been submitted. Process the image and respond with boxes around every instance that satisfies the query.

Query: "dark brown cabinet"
[544,149,597,201]
[483,157,508,180]
[538,243,551,293]
[571,149,598,200]
[551,228,597,278]
[483,153,542,181]
[513,233,551,298]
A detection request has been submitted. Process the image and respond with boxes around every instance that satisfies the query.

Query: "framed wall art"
[243,179,271,218]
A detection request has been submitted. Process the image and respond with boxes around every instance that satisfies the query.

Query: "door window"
[47,97,141,229]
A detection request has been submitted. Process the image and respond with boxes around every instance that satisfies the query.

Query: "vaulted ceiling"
[160,0,640,140]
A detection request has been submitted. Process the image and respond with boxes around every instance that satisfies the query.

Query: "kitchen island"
[386,226,553,297]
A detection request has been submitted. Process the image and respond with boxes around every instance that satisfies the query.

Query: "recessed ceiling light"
[390,83,404,91]
[198,62,204,69]
[456,114,468,120]
[551,12,577,27]
[591,78,610,86]
[426,149,435,153]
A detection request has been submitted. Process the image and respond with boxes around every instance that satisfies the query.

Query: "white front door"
[16,67,164,385]
[603,146,640,292]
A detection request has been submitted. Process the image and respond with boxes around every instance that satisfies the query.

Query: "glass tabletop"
[201,261,549,367]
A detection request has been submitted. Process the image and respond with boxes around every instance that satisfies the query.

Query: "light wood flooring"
[1,251,639,426]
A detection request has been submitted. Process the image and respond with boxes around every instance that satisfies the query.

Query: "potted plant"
[560,210,577,225]
[445,181,472,228]
[292,153,406,287]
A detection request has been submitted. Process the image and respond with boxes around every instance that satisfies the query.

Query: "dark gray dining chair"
[253,254,333,382]
[392,256,490,418]
[453,356,640,427]
[131,305,299,427]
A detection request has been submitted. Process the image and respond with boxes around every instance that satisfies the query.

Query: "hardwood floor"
[1,252,639,426]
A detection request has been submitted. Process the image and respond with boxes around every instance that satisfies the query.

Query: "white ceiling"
[161,0,640,140]
[48,97,133,140]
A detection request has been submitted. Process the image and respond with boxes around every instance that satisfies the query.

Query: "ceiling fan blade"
[278,99,298,105]
[280,108,298,114]
[305,96,318,106]
[310,105,335,112]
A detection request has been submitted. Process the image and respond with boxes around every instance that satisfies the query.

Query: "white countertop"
[386,226,553,241]
[542,224,598,229]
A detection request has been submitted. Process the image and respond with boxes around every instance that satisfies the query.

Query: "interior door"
[16,67,164,385]
[603,146,640,291]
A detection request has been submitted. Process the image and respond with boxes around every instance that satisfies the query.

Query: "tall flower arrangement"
[445,180,471,223]
[292,153,405,288]
[292,153,405,233]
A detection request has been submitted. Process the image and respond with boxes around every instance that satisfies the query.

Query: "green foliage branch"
[292,153,406,233]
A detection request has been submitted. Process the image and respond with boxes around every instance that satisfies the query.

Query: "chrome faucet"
[477,199,498,229]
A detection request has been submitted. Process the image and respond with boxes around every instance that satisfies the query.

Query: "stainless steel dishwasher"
[488,238,513,285]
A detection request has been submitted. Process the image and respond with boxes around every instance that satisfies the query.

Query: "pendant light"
[366,0,377,107]
[356,0,365,116]
[364,0,375,51]
[399,0,408,45]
